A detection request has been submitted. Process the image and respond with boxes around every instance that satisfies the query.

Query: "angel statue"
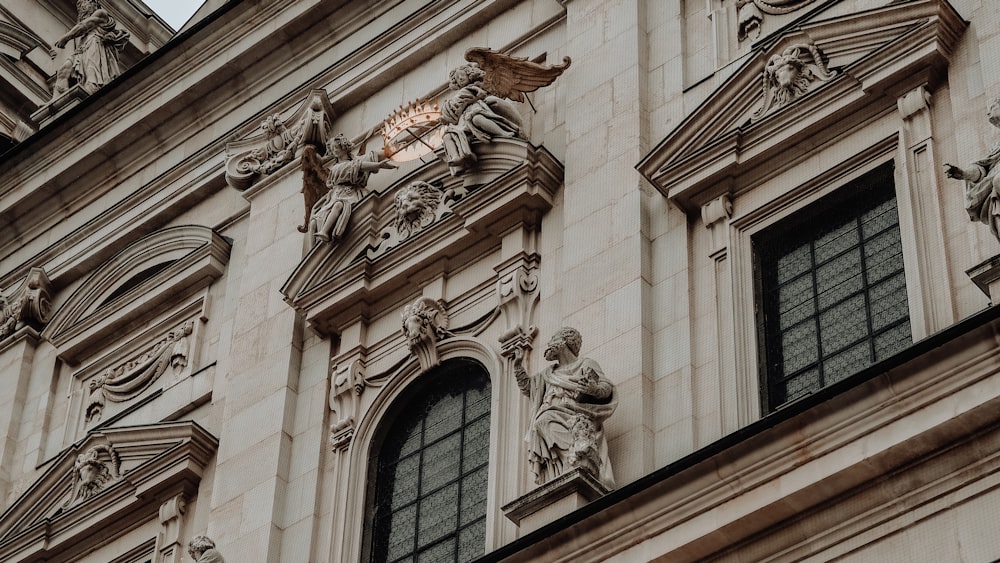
[440,48,571,176]
[299,133,396,245]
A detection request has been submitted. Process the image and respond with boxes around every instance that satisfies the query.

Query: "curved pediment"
[282,137,563,334]
[0,421,217,562]
[637,0,965,212]
[44,225,231,361]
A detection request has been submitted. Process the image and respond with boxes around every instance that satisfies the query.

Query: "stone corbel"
[225,89,337,190]
[329,358,364,452]
[0,267,52,342]
[496,253,541,360]
[401,297,451,372]
[702,194,733,258]
[155,493,187,563]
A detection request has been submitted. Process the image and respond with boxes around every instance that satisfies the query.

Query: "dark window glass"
[755,163,911,411]
[369,360,491,563]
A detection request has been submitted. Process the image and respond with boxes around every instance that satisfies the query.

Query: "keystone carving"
[752,43,833,120]
[401,297,450,371]
[85,321,194,423]
[65,443,120,507]
[0,268,52,342]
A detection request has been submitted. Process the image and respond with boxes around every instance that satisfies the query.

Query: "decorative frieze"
[0,268,51,342]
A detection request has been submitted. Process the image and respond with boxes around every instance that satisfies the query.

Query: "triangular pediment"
[282,137,563,335]
[0,421,217,562]
[637,0,965,211]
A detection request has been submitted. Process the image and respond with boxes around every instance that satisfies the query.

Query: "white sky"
[144,0,204,30]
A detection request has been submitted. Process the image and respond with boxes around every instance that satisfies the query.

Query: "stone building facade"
[1,0,1000,561]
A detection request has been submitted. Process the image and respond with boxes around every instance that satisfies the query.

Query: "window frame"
[361,357,493,563]
[751,162,911,412]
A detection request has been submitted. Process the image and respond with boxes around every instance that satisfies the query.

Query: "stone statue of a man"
[512,327,618,489]
[945,97,1000,243]
[187,535,225,563]
[52,0,130,98]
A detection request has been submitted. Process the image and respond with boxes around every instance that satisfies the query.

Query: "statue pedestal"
[31,85,89,129]
[966,255,1000,304]
[501,468,609,533]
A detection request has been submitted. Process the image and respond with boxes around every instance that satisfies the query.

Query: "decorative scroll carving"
[65,444,120,507]
[157,494,188,563]
[752,43,833,120]
[225,90,337,191]
[946,97,1000,244]
[512,327,618,489]
[301,133,396,245]
[329,359,364,452]
[187,536,225,563]
[85,321,194,423]
[440,48,570,176]
[51,0,130,99]
[0,268,52,341]
[401,297,450,371]
[737,0,819,42]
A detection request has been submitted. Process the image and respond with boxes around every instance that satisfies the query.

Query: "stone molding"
[501,468,608,527]
[637,0,966,212]
[282,137,563,335]
[0,421,218,563]
[44,225,230,362]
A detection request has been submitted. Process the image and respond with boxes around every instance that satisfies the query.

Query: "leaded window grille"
[368,359,491,563]
[755,163,911,411]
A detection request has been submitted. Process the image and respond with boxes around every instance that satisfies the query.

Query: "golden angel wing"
[298,144,330,233]
[464,48,572,102]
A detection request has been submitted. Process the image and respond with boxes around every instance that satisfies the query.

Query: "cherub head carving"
[394,181,442,235]
[754,43,833,119]
[448,63,487,90]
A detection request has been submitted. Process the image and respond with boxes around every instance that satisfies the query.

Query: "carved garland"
[85,321,194,423]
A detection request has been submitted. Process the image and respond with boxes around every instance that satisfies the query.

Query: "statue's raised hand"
[944,163,966,180]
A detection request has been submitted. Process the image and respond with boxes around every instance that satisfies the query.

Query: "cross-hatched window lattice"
[755,163,911,411]
[368,359,491,563]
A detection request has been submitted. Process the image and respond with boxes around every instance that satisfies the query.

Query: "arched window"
[367,359,491,563]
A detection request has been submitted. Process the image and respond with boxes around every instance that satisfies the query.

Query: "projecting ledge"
[502,469,609,533]
[966,254,1000,304]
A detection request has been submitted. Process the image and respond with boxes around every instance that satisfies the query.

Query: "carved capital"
[401,297,450,372]
[225,89,337,190]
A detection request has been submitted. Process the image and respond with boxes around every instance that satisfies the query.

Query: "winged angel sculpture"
[299,133,396,245]
[441,48,571,175]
